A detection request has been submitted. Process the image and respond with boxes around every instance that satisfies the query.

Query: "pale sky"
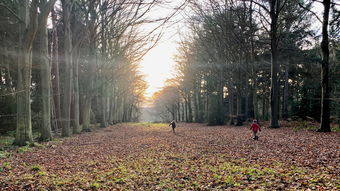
[140,38,178,97]
[139,1,185,97]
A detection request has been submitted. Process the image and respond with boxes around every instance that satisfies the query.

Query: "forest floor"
[0,123,339,190]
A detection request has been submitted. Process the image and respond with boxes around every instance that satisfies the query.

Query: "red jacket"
[250,123,261,132]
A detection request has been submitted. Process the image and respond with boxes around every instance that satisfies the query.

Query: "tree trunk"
[15,49,33,146]
[51,7,61,130]
[100,86,107,128]
[14,0,39,146]
[269,0,280,128]
[262,93,267,120]
[237,94,242,116]
[249,0,258,120]
[319,0,331,132]
[83,1,97,129]
[177,101,181,122]
[194,87,199,122]
[217,81,224,125]
[282,60,289,120]
[188,94,193,122]
[253,80,259,120]
[61,0,73,137]
[184,97,188,122]
[37,0,53,141]
[181,102,185,121]
[108,87,115,124]
[229,90,234,125]
[82,97,91,130]
[73,49,81,133]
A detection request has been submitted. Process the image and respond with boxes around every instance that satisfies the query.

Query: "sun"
[139,39,177,98]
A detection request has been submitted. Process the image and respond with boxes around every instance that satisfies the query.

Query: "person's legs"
[253,131,257,139]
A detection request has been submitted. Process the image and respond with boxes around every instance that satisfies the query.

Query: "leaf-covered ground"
[0,123,339,190]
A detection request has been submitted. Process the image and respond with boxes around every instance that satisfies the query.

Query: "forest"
[0,0,166,145]
[0,0,339,190]
[152,0,340,130]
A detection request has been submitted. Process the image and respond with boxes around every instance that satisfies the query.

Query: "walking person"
[169,120,176,134]
[250,119,261,140]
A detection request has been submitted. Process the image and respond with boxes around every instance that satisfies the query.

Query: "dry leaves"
[0,123,339,190]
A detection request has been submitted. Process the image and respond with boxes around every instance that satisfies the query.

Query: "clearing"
[0,123,339,190]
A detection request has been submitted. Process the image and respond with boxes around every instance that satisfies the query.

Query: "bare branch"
[298,2,322,23]
[0,3,25,23]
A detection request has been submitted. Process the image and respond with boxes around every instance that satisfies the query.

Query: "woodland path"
[0,123,339,190]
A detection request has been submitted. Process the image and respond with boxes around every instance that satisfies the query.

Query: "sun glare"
[139,36,178,98]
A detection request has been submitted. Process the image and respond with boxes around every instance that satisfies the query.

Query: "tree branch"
[250,0,270,13]
[0,3,25,23]
[298,2,322,23]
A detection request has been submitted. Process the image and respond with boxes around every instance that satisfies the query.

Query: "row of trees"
[0,0,171,145]
[153,0,339,131]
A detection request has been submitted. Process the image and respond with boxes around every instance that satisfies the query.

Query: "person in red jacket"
[250,119,261,140]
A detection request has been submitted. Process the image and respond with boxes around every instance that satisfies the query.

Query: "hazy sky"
[139,0,185,97]
[140,37,178,97]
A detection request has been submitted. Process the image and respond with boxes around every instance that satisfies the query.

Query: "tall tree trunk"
[253,80,259,120]
[83,1,97,129]
[229,90,234,125]
[282,60,289,120]
[184,97,188,122]
[237,94,242,116]
[269,0,280,128]
[177,101,181,121]
[82,98,91,130]
[108,96,113,124]
[15,49,34,146]
[108,87,115,124]
[198,82,204,122]
[217,80,224,125]
[262,93,266,120]
[188,94,193,122]
[73,49,81,133]
[61,0,73,137]
[37,0,53,141]
[14,0,38,146]
[51,7,61,130]
[100,85,107,128]
[181,102,185,121]
[245,93,249,118]
[249,0,258,120]
[194,87,199,122]
[319,0,331,132]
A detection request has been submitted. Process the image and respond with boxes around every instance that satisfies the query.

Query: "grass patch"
[0,151,10,158]
[37,171,47,176]
[128,122,167,128]
[331,124,340,132]
[90,182,101,189]
[1,162,12,172]
[18,145,30,153]
[0,135,14,146]
[30,142,45,148]
[30,164,42,171]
